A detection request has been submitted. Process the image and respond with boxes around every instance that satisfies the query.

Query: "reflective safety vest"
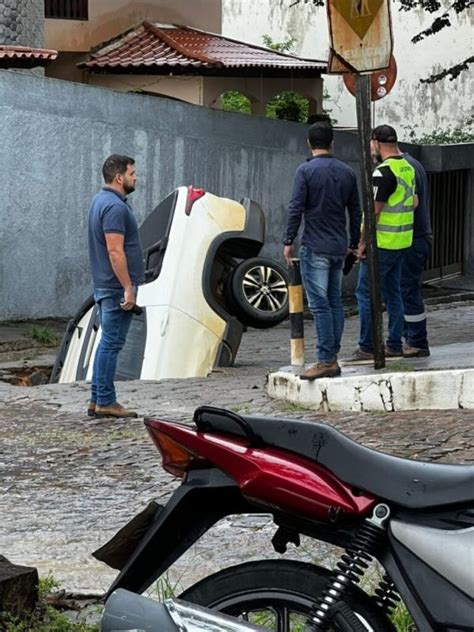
[376,157,416,250]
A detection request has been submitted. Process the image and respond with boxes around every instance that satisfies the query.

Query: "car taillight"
[185,186,205,215]
[148,428,210,478]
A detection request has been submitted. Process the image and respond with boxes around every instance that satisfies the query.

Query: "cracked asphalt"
[0,303,473,596]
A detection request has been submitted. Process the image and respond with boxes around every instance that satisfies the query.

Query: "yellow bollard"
[288,259,305,366]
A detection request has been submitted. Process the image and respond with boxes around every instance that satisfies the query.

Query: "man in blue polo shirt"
[283,123,362,380]
[88,154,145,418]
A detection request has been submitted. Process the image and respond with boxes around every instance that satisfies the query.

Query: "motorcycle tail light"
[185,186,205,215]
[148,428,210,478]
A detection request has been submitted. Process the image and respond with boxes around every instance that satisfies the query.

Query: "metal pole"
[355,74,385,369]
[288,259,305,366]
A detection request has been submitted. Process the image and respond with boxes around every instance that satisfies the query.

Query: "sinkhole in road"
[0,365,52,386]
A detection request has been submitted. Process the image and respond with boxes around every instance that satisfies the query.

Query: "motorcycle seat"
[194,407,474,510]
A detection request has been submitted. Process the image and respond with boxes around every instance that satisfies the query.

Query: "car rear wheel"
[227,257,289,329]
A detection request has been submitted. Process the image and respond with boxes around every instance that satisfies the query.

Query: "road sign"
[327,0,393,73]
[343,54,397,100]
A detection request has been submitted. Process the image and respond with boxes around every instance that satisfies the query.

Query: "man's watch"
[283,238,294,246]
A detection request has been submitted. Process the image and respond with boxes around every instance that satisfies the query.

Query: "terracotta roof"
[0,45,58,68]
[79,23,326,75]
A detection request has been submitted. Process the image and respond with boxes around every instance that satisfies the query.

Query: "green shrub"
[0,576,99,632]
[29,326,58,345]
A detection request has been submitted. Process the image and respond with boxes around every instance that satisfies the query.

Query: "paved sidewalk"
[0,303,473,595]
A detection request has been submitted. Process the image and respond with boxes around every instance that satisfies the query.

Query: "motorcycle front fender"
[104,468,254,597]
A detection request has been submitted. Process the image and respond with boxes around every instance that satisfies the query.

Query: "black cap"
[308,122,334,150]
[372,124,398,143]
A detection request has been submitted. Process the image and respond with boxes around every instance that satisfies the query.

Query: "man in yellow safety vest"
[352,125,418,361]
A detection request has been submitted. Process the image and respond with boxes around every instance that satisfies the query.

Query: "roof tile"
[0,45,58,66]
[81,23,325,73]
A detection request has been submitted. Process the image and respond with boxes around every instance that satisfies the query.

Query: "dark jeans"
[91,288,134,406]
[300,246,345,363]
[402,236,432,349]
[356,248,406,353]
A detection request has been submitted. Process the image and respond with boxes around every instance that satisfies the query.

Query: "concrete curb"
[267,368,474,412]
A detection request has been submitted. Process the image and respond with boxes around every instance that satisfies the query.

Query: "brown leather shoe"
[385,346,403,358]
[95,403,138,419]
[403,344,430,358]
[300,362,340,381]
[87,401,96,417]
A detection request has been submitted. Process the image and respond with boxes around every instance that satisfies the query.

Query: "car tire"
[227,257,289,329]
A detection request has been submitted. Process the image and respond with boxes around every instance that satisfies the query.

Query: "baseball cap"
[372,124,398,143]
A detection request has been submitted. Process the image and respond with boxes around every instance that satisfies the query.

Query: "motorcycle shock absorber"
[306,503,391,631]
[374,574,401,617]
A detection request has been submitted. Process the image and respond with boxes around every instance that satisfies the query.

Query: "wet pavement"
[0,302,473,596]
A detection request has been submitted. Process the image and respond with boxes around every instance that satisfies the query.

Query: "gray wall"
[0,0,44,47]
[0,69,309,320]
[1,69,473,320]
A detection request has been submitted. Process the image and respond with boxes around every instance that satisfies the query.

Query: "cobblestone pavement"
[0,304,473,595]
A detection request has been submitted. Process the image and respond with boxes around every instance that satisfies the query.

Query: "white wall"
[222,0,474,138]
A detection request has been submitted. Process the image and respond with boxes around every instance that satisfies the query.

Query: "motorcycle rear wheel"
[180,560,395,632]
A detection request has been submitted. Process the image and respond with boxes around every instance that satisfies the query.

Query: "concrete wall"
[222,0,474,137]
[0,69,308,320]
[1,69,472,321]
[0,0,43,47]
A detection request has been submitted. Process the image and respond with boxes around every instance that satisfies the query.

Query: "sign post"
[355,74,385,369]
[327,0,393,369]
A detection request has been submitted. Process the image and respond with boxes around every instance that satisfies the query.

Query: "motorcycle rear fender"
[106,468,254,597]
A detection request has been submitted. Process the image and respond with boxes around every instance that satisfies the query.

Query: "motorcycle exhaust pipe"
[101,588,264,632]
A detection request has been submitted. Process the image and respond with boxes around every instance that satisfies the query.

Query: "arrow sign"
[327,0,393,73]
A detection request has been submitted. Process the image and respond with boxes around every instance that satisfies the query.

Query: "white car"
[51,187,288,383]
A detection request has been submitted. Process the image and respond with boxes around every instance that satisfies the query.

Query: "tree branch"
[421,55,474,82]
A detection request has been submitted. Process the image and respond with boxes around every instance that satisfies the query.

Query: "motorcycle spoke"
[276,605,291,632]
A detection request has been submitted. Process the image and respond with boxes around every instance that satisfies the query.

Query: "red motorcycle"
[97,406,474,631]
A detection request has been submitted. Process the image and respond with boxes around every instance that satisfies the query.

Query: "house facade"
[41,0,325,116]
[222,0,474,137]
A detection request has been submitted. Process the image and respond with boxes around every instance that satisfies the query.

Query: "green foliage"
[262,35,309,123]
[221,90,251,115]
[266,92,309,123]
[0,575,99,632]
[404,123,474,144]
[391,602,417,631]
[29,325,58,345]
[221,35,333,124]
[262,34,297,53]
[152,572,182,602]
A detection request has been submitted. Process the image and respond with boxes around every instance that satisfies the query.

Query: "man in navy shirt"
[283,123,361,380]
[88,154,145,418]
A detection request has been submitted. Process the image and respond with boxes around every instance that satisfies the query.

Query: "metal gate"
[424,169,468,281]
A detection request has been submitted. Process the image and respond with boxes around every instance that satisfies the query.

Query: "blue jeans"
[402,236,432,349]
[300,246,345,363]
[356,249,406,353]
[91,288,134,406]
